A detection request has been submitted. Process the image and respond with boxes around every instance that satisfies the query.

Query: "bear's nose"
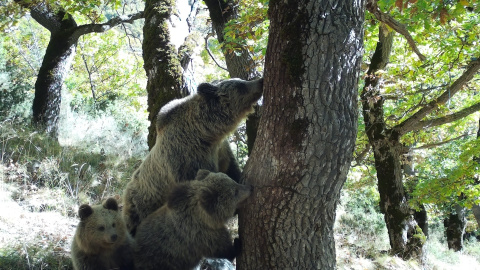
[111,234,118,242]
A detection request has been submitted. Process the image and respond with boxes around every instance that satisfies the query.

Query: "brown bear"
[71,198,134,270]
[123,78,263,235]
[133,170,252,270]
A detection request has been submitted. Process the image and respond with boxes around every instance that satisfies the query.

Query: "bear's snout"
[110,234,118,242]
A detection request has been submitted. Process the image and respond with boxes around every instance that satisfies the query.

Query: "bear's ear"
[197,83,218,98]
[195,169,211,180]
[103,197,118,211]
[200,188,219,215]
[78,204,93,220]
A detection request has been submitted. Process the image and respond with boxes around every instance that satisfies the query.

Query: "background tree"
[359,0,480,258]
[3,0,143,137]
[238,0,365,268]
[143,0,198,149]
[203,0,268,154]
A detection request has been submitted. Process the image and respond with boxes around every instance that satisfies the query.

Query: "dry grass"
[1,119,480,269]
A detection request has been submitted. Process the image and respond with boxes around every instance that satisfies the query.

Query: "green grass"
[0,116,146,269]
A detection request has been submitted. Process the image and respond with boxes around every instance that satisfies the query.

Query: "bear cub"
[133,170,252,270]
[71,197,134,270]
[123,78,263,235]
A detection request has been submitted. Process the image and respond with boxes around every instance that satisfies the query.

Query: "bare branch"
[205,34,228,71]
[394,58,480,135]
[366,0,426,61]
[74,11,144,38]
[80,48,97,105]
[411,133,472,150]
[405,102,480,132]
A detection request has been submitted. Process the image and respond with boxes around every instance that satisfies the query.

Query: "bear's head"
[197,78,263,120]
[196,170,251,227]
[167,170,252,228]
[75,198,127,253]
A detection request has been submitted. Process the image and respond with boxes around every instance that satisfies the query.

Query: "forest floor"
[1,147,480,269]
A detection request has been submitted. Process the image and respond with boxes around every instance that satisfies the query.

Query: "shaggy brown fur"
[71,198,134,270]
[133,170,252,270]
[123,78,263,235]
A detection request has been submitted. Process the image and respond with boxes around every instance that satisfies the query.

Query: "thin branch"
[366,0,426,61]
[406,102,480,132]
[394,58,480,135]
[74,11,144,38]
[205,34,228,71]
[411,133,472,150]
[80,51,97,105]
[353,143,371,165]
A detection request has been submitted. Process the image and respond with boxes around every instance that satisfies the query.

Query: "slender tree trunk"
[470,118,480,234]
[238,1,365,269]
[361,24,425,259]
[203,0,259,81]
[203,0,261,154]
[143,0,190,149]
[444,204,467,251]
[33,29,77,136]
[27,7,78,136]
[404,152,429,237]
[16,1,143,137]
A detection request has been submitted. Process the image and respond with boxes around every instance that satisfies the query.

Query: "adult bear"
[123,78,263,235]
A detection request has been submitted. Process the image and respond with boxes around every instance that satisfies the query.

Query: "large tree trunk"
[143,0,191,149]
[238,1,365,269]
[361,24,425,259]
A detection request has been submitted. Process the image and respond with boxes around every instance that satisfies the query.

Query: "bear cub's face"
[198,78,263,117]
[77,198,127,250]
[195,170,252,222]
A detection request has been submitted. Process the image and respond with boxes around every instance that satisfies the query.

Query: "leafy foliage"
[412,137,480,209]
[357,0,480,212]
[222,0,269,71]
[68,30,145,113]
[0,17,47,118]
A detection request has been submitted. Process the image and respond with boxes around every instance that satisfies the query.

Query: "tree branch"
[394,58,480,135]
[366,0,426,61]
[405,102,480,132]
[74,11,144,38]
[411,133,472,150]
[353,143,371,165]
[16,1,75,32]
[204,34,228,71]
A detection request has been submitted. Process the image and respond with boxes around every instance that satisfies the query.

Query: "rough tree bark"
[238,1,365,269]
[143,0,196,149]
[15,1,143,137]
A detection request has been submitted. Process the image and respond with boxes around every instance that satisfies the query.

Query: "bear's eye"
[112,223,115,228]
[98,226,105,231]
